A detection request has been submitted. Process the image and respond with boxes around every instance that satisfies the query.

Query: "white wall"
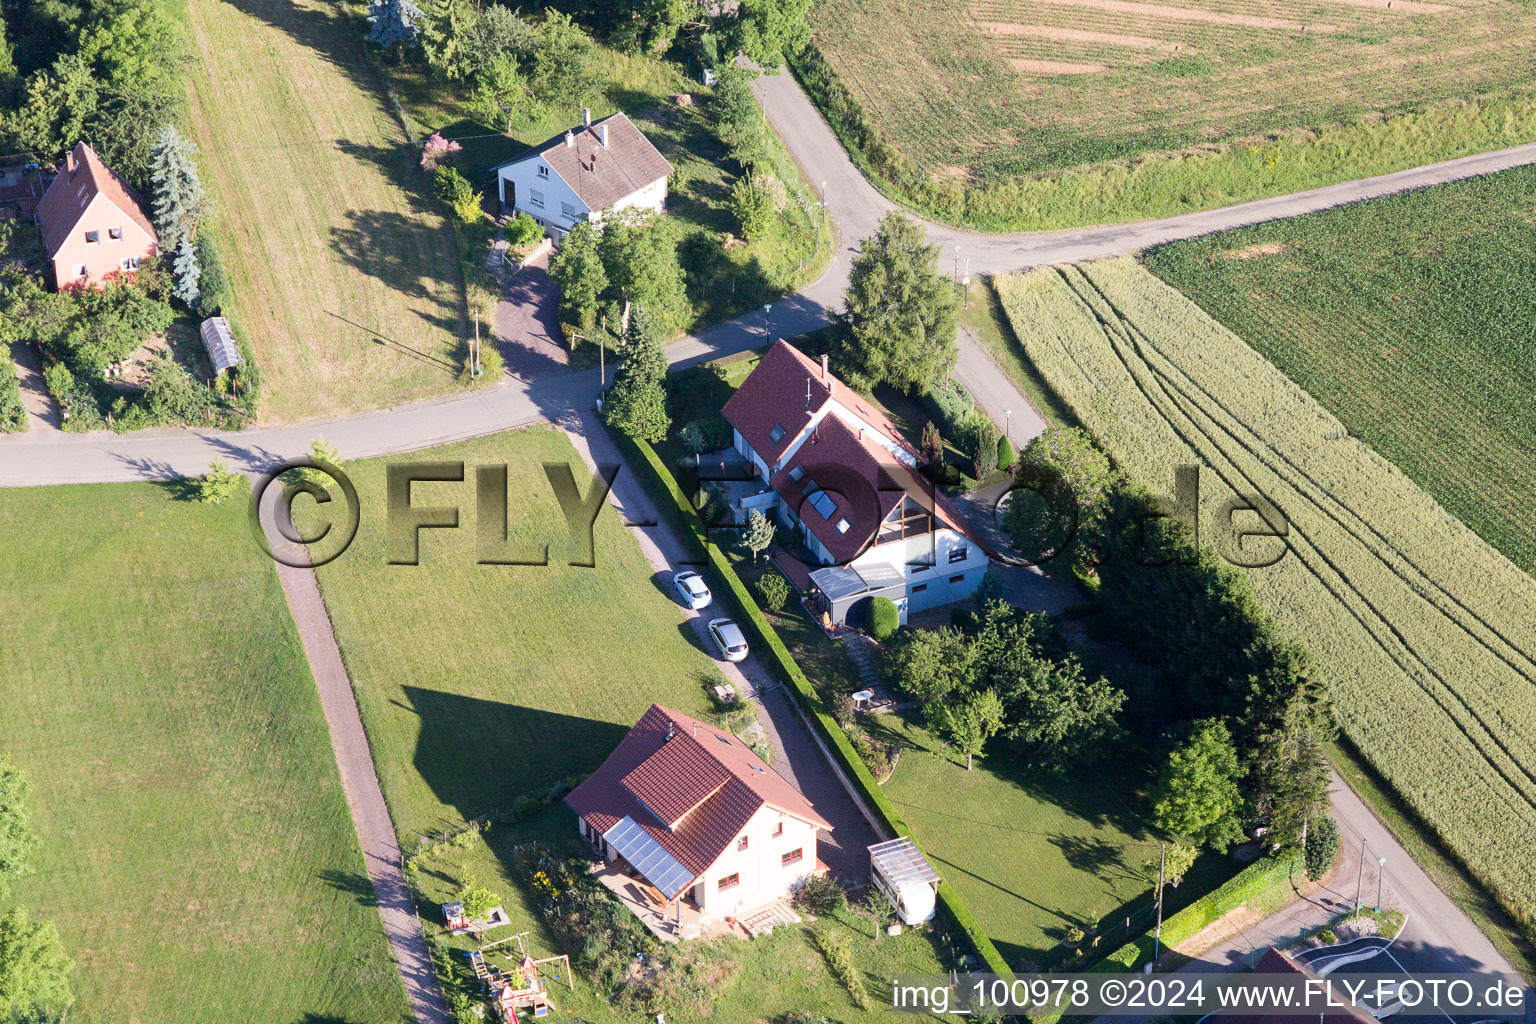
[497,152,666,239]
[694,806,820,918]
[851,527,989,613]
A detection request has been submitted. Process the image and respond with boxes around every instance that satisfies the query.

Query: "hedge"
[616,431,1013,977]
[1092,855,1296,973]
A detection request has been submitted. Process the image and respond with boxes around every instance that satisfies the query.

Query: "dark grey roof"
[492,112,673,212]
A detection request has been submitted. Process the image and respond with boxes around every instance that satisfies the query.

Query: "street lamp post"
[1375,857,1386,913]
[1354,838,1368,918]
[820,180,828,218]
[954,244,961,285]
[1004,409,1013,441]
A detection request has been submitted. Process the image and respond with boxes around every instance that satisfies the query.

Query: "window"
[808,490,837,518]
[537,164,549,178]
[788,465,805,483]
[120,257,141,271]
[950,574,965,584]
[781,848,804,867]
[84,230,99,244]
[912,583,928,593]
[108,226,123,240]
[736,835,749,852]
[561,201,577,219]
[768,424,786,444]
[529,189,545,207]
[73,265,87,279]
[772,822,783,838]
[912,563,929,573]
[949,545,969,564]
[717,873,740,891]
[836,518,850,534]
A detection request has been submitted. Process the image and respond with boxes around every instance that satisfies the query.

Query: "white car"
[708,618,749,663]
[672,570,712,610]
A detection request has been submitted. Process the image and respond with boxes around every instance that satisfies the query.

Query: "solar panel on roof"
[602,816,696,899]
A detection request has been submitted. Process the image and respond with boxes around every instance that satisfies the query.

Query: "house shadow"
[398,686,630,837]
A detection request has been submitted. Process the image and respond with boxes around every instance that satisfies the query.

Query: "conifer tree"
[149,125,205,254]
[367,0,422,54]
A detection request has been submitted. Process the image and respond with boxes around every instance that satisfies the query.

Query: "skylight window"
[808,491,837,519]
[768,424,786,444]
[836,518,851,534]
[788,465,805,482]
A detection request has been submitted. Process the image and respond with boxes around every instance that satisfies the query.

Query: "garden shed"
[869,837,940,925]
[199,316,243,376]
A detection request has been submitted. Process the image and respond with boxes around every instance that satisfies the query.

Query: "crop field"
[186,0,464,423]
[1142,165,1536,577]
[994,258,1536,927]
[804,0,1536,227]
[0,484,406,1024]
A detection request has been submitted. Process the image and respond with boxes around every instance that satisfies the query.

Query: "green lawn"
[1142,166,1536,577]
[873,713,1236,968]
[0,484,407,1024]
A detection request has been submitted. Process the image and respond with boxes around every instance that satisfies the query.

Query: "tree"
[1304,817,1340,882]
[0,757,34,901]
[729,176,777,240]
[884,626,975,715]
[755,571,791,612]
[530,11,602,109]
[289,437,344,491]
[726,0,813,70]
[970,416,998,478]
[0,18,16,81]
[941,688,1005,770]
[1144,843,1198,889]
[419,0,476,79]
[467,55,532,135]
[0,908,74,1018]
[193,232,230,316]
[1152,720,1246,852]
[867,596,899,641]
[465,5,538,73]
[549,220,607,337]
[919,420,943,464]
[712,65,769,170]
[196,457,245,505]
[367,0,422,54]
[838,211,956,392]
[1006,426,1115,563]
[171,243,200,308]
[603,306,668,442]
[1242,642,1333,852]
[598,209,690,334]
[997,433,1016,472]
[676,421,706,457]
[420,132,462,171]
[743,509,775,562]
[455,880,499,921]
[149,125,205,254]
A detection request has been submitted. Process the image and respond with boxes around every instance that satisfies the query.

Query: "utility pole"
[1152,842,1166,968]
[1354,838,1368,918]
[1375,857,1386,913]
[473,313,481,377]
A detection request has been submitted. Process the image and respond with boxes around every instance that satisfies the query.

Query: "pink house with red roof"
[566,704,831,926]
[37,143,159,291]
[721,341,993,625]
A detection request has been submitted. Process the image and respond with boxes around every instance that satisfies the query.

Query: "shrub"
[813,926,871,1009]
[506,212,543,251]
[922,378,974,437]
[194,231,231,316]
[195,457,245,504]
[142,353,212,424]
[755,571,791,612]
[0,358,26,432]
[867,596,898,640]
[997,433,1016,472]
[433,166,483,225]
[1317,928,1337,945]
[793,873,848,915]
[832,692,857,729]
[1305,817,1340,882]
[970,415,999,478]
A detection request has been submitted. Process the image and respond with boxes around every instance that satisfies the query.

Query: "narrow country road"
[5,70,1536,486]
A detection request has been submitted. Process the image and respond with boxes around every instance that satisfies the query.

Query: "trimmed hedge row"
[617,432,1013,977]
[1093,856,1296,972]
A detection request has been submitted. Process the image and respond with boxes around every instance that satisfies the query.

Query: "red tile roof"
[36,143,157,258]
[722,341,917,470]
[566,705,831,880]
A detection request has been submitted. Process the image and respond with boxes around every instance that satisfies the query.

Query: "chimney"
[583,107,591,126]
[564,130,574,148]
[600,124,610,149]
[821,354,828,380]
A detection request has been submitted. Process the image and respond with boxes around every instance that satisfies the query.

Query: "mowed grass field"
[0,485,406,1024]
[1143,165,1536,577]
[186,0,464,423]
[308,425,724,841]
[810,0,1536,177]
[994,258,1536,932]
[873,714,1231,966]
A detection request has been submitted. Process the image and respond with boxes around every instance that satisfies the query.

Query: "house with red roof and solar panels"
[721,340,994,627]
[565,704,831,936]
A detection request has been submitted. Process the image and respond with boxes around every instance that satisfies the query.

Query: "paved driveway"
[491,249,569,382]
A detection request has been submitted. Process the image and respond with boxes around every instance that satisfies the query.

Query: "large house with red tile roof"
[36,142,158,291]
[566,704,830,927]
[721,340,993,625]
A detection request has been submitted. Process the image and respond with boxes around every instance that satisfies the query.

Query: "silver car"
[708,617,749,662]
[672,570,712,610]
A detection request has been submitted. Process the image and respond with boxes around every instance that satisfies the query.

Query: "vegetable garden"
[800,0,1536,229]
[994,258,1536,930]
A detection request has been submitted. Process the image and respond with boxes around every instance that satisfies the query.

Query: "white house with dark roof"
[491,110,673,239]
[720,341,995,625]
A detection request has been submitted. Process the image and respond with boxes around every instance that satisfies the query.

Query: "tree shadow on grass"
[328,209,461,306]
[317,868,381,908]
[214,0,385,111]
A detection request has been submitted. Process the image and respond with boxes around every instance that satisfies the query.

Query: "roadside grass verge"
[186,0,464,423]
[994,258,1536,936]
[0,484,406,1024]
[1142,165,1536,577]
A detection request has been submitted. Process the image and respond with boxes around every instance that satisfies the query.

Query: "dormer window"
[788,465,805,483]
[84,230,99,244]
[537,164,549,178]
[108,226,123,240]
[768,424,786,444]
